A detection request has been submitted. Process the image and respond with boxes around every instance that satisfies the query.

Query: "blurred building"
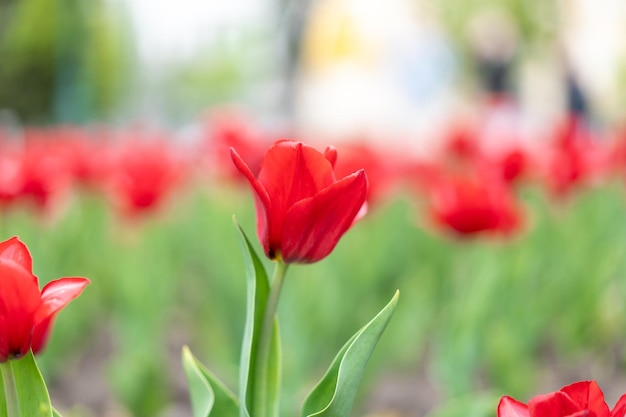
[295,0,456,155]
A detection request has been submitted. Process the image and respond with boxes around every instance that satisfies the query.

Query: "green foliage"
[182,346,240,417]
[302,291,398,417]
[0,0,56,123]
[0,0,127,123]
[0,351,54,417]
[3,181,626,416]
[425,392,501,417]
[158,28,274,124]
[234,221,281,417]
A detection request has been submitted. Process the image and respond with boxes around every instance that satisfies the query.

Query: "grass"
[4,177,626,416]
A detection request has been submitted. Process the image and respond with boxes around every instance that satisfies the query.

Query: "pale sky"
[122,0,271,62]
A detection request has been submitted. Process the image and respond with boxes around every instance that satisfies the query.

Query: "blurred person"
[466,8,521,143]
[559,0,626,123]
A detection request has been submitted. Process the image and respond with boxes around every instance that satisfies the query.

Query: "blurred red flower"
[498,381,626,417]
[0,237,89,362]
[231,140,368,263]
[538,117,612,197]
[331,141,410,205]
[494,147,527,183]
[202,111,276,181]
[55,127,111,189]
[104,135,188,217]
[439,122,529,185]
[424,170,522,237]
[0,146,25,208]
[0,130,75,212]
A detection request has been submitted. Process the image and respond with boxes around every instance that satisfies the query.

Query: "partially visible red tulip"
[104,134,188,217]
[55,127,111,189]
[0,237,89,362]
[609,126,626,175]
[0,146,25,208]
[438,120,529,185]
[424,170,522,237]
[231,140,368,264]
[493,147,527,183]
[331,140,410,205]
[537,116,612,197]
[203,111,276,181]
[443,122,481,163]
[8,130,75,211]
[498,381,626,417]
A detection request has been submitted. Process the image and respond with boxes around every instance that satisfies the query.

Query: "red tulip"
[537,116,612,197]
[498,381,626,417]
[425,170,522,236]
[5,130,75,211]
[231,140,368,264]
[331,140,413,206]
[104,135,188,217]
[202,111,275,181]
[0,237,89,362]
[0,146,25,208]
[438,121,529,185]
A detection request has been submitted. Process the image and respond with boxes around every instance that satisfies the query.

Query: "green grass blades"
[301,290,399,417]
[234,218,281,417]
[181,346,239,417]
[0,351,54,417]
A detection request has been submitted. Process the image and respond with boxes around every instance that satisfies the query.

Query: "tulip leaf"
[301,290,399,417]
[234,218,281,417]
[181,346,240,417]
[0,373,4,417]
[0,351,53,417]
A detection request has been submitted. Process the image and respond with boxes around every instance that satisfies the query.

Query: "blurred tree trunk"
[276,0,312,120]
[0,0,127,125]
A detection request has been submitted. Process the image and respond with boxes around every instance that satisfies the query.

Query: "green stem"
[1,360,20,417]
[253,260,288,417]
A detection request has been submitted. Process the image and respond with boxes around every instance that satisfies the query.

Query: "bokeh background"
[1,0,626,416]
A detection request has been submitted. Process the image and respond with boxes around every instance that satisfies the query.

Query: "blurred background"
[1,0,626,416]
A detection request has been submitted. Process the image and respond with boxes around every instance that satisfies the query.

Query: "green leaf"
[233,218,281,417]
[52,408,63,417]
[0,351,53,417]
[181,346,239,417]
[0,370,4,417]
[301,290,400,417]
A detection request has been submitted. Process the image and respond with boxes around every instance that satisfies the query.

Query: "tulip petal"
[324,146,337,167]
[281,170,367,263]
[498,396,530,417]
[258,141,335,215]
[561,381,610,417]
[529,391,580,417]
[31,277,90,354]
[0,263,41,362]
[231,147,273,255]
[0,236,36,285]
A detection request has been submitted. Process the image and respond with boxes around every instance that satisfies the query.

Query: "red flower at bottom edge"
[498,381,626,417]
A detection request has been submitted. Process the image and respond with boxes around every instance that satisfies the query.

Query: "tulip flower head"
[0,237,89,362]
[425,170,522,236]
[498,381,626,417]
[105,137,187,218]
[231,140,368,264]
